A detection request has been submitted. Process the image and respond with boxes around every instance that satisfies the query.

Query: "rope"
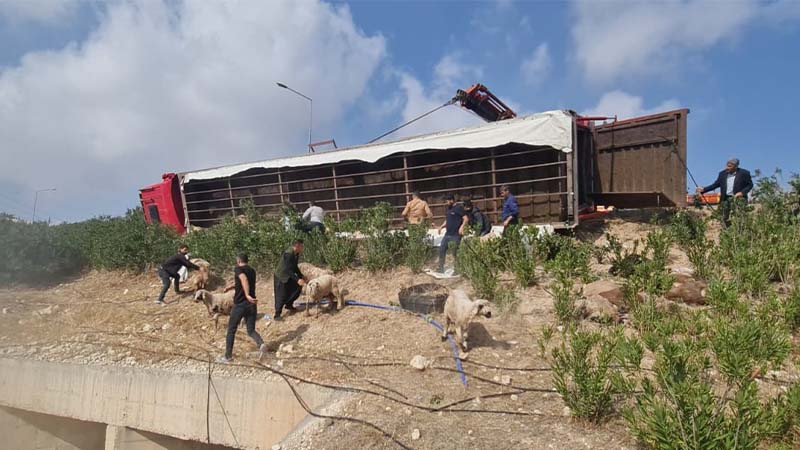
[367,99,457,144]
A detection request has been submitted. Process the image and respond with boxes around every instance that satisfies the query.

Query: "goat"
[441,289,492,353]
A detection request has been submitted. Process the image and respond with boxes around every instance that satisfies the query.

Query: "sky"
[0,0,799,223]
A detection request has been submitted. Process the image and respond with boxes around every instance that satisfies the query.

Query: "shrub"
[457,237,505,300]
[323,234,358,273]
[405,223,432,273]
[544,235,594,283]
[502,225,540,287]
[551,329,634,423]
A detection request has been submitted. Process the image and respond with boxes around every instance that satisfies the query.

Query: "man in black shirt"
[273,239,306,321]
[156,245,200,305]
[463,200,492,237]
[219,253,267,363]
[437,195,469,273]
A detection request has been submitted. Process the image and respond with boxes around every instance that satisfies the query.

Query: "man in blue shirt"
[437,194,469,273]
[500,185,519,228]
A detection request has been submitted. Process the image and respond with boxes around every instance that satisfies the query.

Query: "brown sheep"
[441,289,492,353]
[193,289,234,326]
[185,258,211,291]
[303,274,344,316]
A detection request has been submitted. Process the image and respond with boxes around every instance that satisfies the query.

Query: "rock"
[410,355,430,371]
[556,325,564,333]
[142,324,153,332]
[323,418,334,428]
[500,375,512,386]
[562,406,572,417]
[533,409,543,415]
[510,394,519,401]
[411,429,421,441]
[576,297,619,324]
[582,279,626,308]
[508,340,519,345]
[272,445,282,450]
[2,308,8,314]
[36,305,57,315]
[281,344,294,353]
[467,430,473,435]
[123,289,129,295]
[376,345,385,351]
[276,360,284,368]
[666,275,708,305]
[161,323,171,331]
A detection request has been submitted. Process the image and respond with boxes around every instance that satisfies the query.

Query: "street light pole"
[32,188,56,223]
[276,82,313,151]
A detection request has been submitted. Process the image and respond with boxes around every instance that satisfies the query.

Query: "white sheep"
[298,262,332,282]
[304,274,344,316]
[441,289,492,353]
[193,289,234,326]
[186,258,211,291]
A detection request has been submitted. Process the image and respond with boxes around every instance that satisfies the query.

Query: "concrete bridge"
[0,358,339,450]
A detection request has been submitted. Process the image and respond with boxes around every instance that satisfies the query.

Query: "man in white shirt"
[302,201,325,234]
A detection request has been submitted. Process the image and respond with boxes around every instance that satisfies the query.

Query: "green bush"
[502,225,540,287]
[405,223,432,273]
[552,329,634,423]
[457,236,505,300]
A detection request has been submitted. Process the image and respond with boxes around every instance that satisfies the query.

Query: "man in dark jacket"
[463,200,492,237]
[696,158,753,226]
[273,239,306,321]
[156,245,200,305]
[437,194,469,273]
[219,253,267,363]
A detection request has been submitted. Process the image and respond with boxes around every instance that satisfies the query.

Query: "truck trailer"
[140,108,688,234]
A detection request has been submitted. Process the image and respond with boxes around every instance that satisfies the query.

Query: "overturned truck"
[139,109,688,234]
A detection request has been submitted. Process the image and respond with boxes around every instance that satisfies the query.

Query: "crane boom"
[453,84,517,122]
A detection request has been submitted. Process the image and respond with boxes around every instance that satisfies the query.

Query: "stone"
[410,355,430,371]
[411,429,421,441]
[500,375,512,386]
[576,297,619,324]
[562,406,572,417]
[272,445,282,450]
[142,324,153,332]
[123,289,129,295]
[533,409,543,415]
[2,308,8,314]
[665,275,708,305]
[510,394,519,401]
[161,323,171,331]
[376,345,385,351]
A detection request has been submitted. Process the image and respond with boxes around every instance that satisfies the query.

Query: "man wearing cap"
[696,158,753,226]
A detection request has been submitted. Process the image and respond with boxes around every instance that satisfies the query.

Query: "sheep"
[303,274,344,316]
[298,262,332,282]
[441,289,492,353]
[193,289,234,326]
[186,258,211,291]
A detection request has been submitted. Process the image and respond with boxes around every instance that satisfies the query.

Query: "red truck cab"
[139,173,186,234]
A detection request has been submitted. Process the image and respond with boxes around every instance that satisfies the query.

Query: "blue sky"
[0,0,799,223]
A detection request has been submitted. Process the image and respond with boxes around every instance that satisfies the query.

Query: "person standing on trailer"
[302,201,326,234]
[155,245,200,305]
[218,253,267,363]
[500,185,519,228]
[437,195,469,273]
[273,239,306,321]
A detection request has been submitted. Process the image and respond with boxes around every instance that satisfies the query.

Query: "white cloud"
[0,0,386,221]
[383,53,485,140]
[583,90,680,120]
[571,0,763,83]
[0,0,76,23]
[520,43,551,86]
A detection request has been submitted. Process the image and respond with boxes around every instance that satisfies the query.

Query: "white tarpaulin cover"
[182,110,574,183]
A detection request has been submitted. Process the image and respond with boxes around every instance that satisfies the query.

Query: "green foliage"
[502,225,540,287]
[551,329,634,423]
[544,234,594,283]
[670,211,715,280]
[457,237,505,301]
[405,223,433,273]
[359,203,408,273]
[552,276,578,325]
[322,233,358,273]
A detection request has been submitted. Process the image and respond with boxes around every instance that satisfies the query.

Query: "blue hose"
[292,299,468,387]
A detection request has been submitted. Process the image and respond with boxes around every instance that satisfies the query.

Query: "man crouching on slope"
[155,244,200,305]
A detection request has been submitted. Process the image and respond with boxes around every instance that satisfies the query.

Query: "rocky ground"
[0,216,796,450]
